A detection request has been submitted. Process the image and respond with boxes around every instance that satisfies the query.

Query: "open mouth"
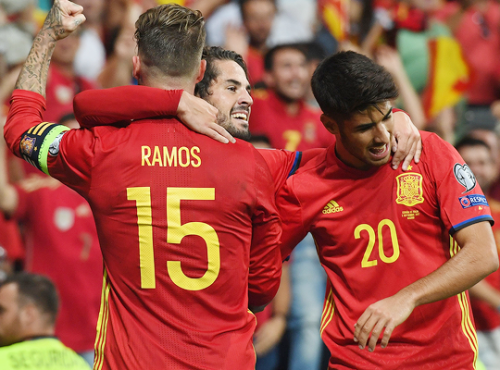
[231,111,249,122]
[368,144,390,159]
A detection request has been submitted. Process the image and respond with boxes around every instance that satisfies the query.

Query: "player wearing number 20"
[277,51,498,369]
[4,2,282,370]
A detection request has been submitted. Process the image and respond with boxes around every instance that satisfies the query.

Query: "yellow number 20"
[127,187,220,291]
[354,219,400,268]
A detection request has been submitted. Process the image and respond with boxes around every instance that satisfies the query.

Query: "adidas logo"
[323,200,344,214]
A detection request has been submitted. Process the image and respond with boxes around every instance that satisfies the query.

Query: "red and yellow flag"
[422,36,470,119]
[318,0,350,42]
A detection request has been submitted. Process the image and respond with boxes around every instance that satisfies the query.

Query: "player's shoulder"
[420,131,455,158]
[285,147,329,181]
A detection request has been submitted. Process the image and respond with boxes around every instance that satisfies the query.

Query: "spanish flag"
[422,36,470,119]
[318,0,350,42]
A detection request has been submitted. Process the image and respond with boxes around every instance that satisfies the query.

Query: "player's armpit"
[248,150,282,308]
[275,181,308,260]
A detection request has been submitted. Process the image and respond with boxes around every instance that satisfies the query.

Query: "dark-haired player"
[276,51,497,369]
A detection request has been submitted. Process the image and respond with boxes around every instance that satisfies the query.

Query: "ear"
[195,60,207,84]
[132,55,141,81]
[320,114,339,135]
[19,303,37,328]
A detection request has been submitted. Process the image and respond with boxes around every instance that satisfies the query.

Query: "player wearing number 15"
[276,51,499,369]
[4,2,282,370]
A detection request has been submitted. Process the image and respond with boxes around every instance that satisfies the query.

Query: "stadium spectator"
[456,136,500,370]
[250,43,334,151]
[0,273,91,370]
[44,27,98,123]
[4,2,282,369]
[0,118,102,367]
[73,0,106,81]
[207,0,313,85]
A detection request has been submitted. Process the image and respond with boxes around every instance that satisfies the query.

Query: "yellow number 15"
[127,187,220,291]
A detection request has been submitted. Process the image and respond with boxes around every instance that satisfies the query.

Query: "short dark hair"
[1,273,59,326]
[195,46,249,99]
[239,0,276,18]
[135,4,206,77]
[264,43,307,71]
[311,51,398,123]
[455,136,492,153]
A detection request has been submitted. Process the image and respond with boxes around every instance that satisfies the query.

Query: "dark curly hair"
[195,46,249,98]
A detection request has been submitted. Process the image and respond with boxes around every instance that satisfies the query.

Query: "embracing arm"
[354,221,498,351]
[74,85,232,143]
[74,86,183,127]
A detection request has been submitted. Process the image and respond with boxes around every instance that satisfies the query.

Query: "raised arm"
[4,0,85,152]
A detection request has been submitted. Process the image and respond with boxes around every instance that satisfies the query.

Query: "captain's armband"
[19,123,69,175]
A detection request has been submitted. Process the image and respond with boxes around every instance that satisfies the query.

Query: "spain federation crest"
[395,173,425,206]
[20,135,36,156]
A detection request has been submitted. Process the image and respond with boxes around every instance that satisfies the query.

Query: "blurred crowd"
[1,0,500,369]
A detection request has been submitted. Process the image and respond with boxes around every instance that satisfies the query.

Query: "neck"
[274,91,301,116]
[141,74,196,94]
[249,39,266,53]
[334,141,371,171]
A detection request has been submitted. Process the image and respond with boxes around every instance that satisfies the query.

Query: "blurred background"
[1,0,500,369]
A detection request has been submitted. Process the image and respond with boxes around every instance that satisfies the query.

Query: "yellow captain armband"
[19,123,70,175]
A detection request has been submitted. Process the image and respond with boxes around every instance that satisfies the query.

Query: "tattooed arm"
[14,0,86,96]
[4,0,86,154]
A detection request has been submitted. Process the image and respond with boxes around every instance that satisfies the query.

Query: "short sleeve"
[422,133,494,234]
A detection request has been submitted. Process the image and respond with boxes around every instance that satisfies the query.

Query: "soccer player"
[275,51,498,369]
[4,2,282,370]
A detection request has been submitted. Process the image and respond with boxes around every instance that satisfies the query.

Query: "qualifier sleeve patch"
[19,123,69,175]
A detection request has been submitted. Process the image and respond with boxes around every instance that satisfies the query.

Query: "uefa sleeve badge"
[453,164,476,193]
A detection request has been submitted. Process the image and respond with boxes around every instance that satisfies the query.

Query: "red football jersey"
[249,89,335,151]
[12,175,102,352]
[5,90,282,370]
[245,46,265,86]
[276,131,493,369]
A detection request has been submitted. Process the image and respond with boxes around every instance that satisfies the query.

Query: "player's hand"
[177,91,235,144]
[353,293,415,352]
[253,315,287,356]
[42,0,86,41]
[391,111,422,171]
